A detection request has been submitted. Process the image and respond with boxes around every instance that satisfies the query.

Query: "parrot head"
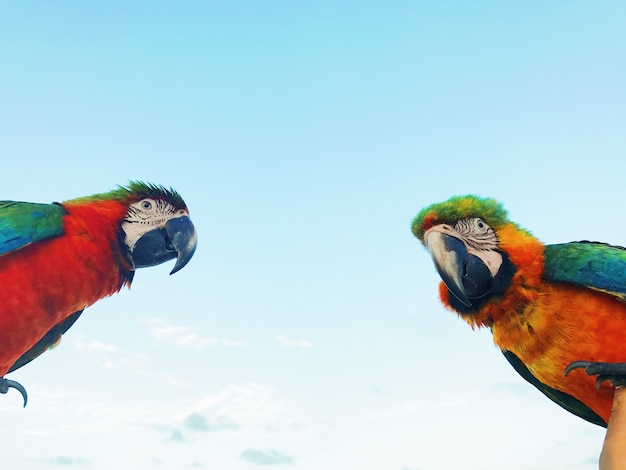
[412,195,538,316]
[103,182,197,275]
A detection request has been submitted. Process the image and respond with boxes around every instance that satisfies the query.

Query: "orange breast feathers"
[494,283,626,425]
[0,200,131,375]
[437,223,626,424]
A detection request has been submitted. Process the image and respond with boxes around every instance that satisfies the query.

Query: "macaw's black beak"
[132,216,198,274]
[425,230,493,307]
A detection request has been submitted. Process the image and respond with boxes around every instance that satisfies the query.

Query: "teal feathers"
[544,242,626,302]
[0,202,65,256]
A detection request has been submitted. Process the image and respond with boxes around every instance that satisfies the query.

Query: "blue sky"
[1,1,626,469]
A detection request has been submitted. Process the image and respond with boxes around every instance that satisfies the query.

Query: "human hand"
[600,387,626,470]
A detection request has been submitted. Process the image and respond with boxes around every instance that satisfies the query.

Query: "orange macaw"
[413,195,626,427]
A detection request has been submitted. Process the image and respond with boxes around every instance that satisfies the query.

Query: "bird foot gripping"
[565,361,626,389]
[0,377,28,407]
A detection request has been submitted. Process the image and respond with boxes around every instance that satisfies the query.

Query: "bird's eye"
[474,218,489,233]
[141,200,153,210]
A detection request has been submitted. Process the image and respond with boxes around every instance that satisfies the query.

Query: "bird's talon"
[0,377,28,407]
[564,360,595,376]
[596,375,611,390]
[565,361,626,391]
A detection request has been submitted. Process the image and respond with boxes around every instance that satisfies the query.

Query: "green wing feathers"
[0,201,66,256]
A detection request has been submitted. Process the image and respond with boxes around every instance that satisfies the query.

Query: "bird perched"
[0,182,197,406]
[412,195,626,428]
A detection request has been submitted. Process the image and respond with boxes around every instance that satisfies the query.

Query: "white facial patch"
[121,198,188,250]
[454,218,503,277]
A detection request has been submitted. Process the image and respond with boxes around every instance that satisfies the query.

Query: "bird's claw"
[564,361,626,389]
[0,377,28,407]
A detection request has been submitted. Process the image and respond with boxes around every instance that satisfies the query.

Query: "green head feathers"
[69,181,188,210]
[412,195,511,244]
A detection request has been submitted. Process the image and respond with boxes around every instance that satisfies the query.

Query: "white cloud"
[148,384,284,444]
[47,455,90,465]
[221,338,247,347]
[72,335,148,371]
[19,380,306,453]
[240,449,294,466]
[167,429,186,442]
[69,334,189,388]
[191,383,283,429]
[182,412,238,432]
[182,382,315,438]
[438,398,469,409]
[25,388,190,435]
[372,400,423,418]
[73,338,120,353]
[276,335,312,348]
[142,318,246,350]
[372,395,470,419]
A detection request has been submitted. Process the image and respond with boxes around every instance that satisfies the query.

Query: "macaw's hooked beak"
[424,229,493,307]
[132,216,198,274]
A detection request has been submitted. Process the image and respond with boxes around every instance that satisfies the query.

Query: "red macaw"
[413,195,626,428]
[0,182,197,406]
